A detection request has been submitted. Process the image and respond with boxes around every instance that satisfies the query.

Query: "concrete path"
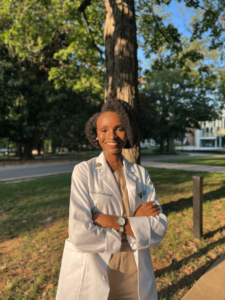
[181,253,225,300]
[140,160,225,173]
[0,162,78,182]
[0,154,225,182]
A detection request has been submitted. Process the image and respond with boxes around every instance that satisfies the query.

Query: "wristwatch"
[116,217,126,233]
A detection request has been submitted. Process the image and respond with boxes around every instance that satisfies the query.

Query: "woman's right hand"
[134,201,160,217]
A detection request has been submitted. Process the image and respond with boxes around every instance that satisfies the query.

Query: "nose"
[107,129,117,140]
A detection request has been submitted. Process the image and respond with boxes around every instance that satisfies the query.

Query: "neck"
[103,151,123,172]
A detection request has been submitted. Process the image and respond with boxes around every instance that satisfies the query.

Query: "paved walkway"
[140,160,225,173]
[181,253,225,300]
[1,156,225,182]
[0,162,78,182]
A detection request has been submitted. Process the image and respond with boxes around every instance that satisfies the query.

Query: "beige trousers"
[107,241,139,300]
[107,270,139,300]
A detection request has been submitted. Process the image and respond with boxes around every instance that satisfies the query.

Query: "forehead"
[97,112,122,127]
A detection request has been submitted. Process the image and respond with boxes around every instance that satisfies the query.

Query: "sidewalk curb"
[181,253,225,300]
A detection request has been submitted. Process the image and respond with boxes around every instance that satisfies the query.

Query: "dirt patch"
[0,213,8,222]
[0,236,26,290]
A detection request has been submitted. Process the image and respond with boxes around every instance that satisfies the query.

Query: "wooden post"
[193,175,203,239]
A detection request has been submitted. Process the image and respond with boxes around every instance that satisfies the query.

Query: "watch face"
[117,217,125,226]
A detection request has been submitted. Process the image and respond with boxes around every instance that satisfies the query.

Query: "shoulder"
[123,156,149,182]
[134,163,150,182]
[73,156,98,175]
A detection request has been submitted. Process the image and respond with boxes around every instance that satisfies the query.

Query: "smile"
[106,143,118,145]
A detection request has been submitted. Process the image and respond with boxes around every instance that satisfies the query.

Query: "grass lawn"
[157,155,225,166]
[0,169,225,300]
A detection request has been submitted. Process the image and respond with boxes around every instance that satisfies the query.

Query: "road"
[0,162,79,182]
[0,153,224,182]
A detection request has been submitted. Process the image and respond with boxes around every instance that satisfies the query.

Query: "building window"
[217,127,220,136]
[202,128,205,137]
[210,127,213,137]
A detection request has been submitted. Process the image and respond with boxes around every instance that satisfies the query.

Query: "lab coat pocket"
[56,239,87,300]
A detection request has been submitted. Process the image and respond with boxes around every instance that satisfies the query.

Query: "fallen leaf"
[184,267,192,275]
[168,250,174,255]
[46,283,54,290]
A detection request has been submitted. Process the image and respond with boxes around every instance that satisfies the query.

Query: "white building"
[195,109,225,148]
[140,139,156,148]
[176,109,225,150]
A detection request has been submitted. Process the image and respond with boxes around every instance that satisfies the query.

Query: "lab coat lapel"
[96,152,123,215]
[123,156,137,217]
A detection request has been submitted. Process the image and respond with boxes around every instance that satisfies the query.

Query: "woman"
[56,99,168,300]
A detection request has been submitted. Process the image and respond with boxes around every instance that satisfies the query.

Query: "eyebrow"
[99,124,124,128]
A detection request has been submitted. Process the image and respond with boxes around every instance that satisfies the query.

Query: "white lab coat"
[56,152,167,300]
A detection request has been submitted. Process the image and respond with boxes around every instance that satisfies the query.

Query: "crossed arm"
[92,201,160,239]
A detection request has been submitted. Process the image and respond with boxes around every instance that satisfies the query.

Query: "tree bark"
[37,141,43,156]
[168,133,175,153]
[104,0,140,164]
[167,84,182,153]
[159,138,164,153]
[23,138,34,159]
[15,142,22,158]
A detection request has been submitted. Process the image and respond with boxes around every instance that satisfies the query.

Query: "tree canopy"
[0,0,224,156]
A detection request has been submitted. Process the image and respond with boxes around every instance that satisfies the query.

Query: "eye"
[117,127,125,132]
[101,129,107,132]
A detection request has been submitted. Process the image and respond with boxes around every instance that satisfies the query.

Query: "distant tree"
[140,68,222,153]
[47,89,103,153]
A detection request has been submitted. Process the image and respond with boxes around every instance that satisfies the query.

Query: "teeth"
[107,143,117,145]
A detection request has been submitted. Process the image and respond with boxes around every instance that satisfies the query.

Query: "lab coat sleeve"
[68,163,122,253]
[126,169,168,250]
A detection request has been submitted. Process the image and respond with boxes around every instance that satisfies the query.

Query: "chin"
[105,148,122,155]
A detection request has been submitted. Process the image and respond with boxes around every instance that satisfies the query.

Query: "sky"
[137,0,193,71]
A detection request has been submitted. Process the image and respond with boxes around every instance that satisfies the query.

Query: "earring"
[96,137,98,140]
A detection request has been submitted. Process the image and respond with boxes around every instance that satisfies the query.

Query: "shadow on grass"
[0,196,69,242]
[157,235,225,299]
[161,185,225,215]
[0,174,72,242]
[204,225,225,239]
[155,234,225,278]
[157,256,219,300]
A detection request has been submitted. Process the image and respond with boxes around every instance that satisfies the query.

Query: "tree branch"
[186,0,217,15]
[78,0,91,13]
[78,0,104,60]
[150,1,171,45]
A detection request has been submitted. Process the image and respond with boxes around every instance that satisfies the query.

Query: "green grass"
[0,169,225,299]
[157,155,225,166]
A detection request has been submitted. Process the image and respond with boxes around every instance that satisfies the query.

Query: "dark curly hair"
[85,99,141,149]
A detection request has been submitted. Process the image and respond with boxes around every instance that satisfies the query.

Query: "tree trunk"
[168,133,175,153]
[37,143,41,156]
[51,139,57,155]
[15,142,22,158]
[104,0,140,164]
[23,138,34,159]
[159,139,164,153]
